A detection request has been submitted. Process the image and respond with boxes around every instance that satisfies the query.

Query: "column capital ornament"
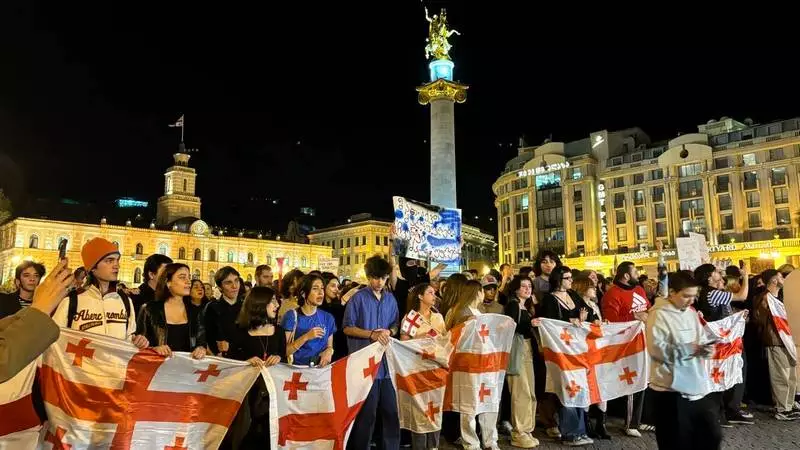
[417,79,469,105]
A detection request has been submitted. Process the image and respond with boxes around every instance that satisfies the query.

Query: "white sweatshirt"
[52,285,136,341]
[646,300,711,400]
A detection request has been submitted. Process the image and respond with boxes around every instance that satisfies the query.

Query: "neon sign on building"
[597,183,609,252]
[517,161,570,178]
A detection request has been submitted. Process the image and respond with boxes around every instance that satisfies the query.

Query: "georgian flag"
[400,311,424,338]
[0,360,40,449]
[702,311,746,392]
[443,314,515,415]
[31,328,259,449]
[169,114,184,128]
[386,334,455,433]
[539,318,648,408]
[262,342,385,450]
[767,293,797,363]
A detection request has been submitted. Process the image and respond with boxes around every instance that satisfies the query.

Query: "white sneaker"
[625,428,642,437]
[545,427,561,439]
[510,432,539,448]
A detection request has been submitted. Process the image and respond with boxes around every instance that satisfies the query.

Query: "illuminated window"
[616,226,627,241]
[772,167,787,185]
[743,171,758,190]
[209,249,216,261]
[158,243,168,256]
[634,190,645,206]
[574,205,583,221]
[775,187,789,204]
[227,250,234,262]
[178,248,186,260]
[777,208,791,225]
[134,268,142,284]
[652,186,664,202]
[615,210,626,224]
[650,169,663,180]
[247,252,254,264]
[654,203,666,219]
[746,192,760,208]
[718,194,732,211]
[679,163,703,177]
[743,153,757,166]
[194,248,202,260]
[28,234,38,249]
[193,269,201,280]
[301,256,308,267]
[265,254,272,265]
[576,224,584,242]
[637,225,648,240]
[748,212,762,228]
[635,207,646,222]
[614,193,625,208]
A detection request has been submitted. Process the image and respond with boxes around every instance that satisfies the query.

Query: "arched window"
[247,252,254,264]
[193,269,201,280]
[301,255,308,267]
[247,274,253,283]
[209,270,215,284]
[135,243,144,255]
[194,248,202,260]
[134,267,142,284]
[265,254,272,265]
[57,236,69,251]
[112,241,120,252]
[178,247,186,260]
[158,243,168,256]
[227,250,235,263]
[209,249,216,261]
[28,234,39,249]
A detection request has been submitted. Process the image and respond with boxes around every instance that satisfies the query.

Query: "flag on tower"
[169,114,184,128]
[539,318,647,408]
[702,311,746,392]
[443,314,515,415]
[386,334,455,433]
[26,328,259,449]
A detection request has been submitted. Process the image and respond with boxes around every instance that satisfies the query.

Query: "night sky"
[1,2,797,235]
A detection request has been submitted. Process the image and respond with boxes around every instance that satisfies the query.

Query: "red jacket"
[601,281,650,322]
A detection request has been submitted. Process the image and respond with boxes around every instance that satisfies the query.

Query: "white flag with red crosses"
[767,293,797,363]
[261,342,385,450]
[386,333,456,433]
[702,311,746,392]
[0,360,41,449]
[539,318,648,408]
[27,328,259,449]
[442,314,516,415]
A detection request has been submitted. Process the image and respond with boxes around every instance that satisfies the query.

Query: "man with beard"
[602,261,650,437]
[0,261,46,319]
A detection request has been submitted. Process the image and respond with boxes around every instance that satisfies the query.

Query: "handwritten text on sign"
[392,196,462,265]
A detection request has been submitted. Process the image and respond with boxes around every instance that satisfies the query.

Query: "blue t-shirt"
[282,307,337,365]
[343,288,399,379]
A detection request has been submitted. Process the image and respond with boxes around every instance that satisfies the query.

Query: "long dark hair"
[533,250,562,277]
[281,269,305,298]
[321,272,340,304]
[507,275,534,310]
[188,279,205,298]
[296,274,324,307]
[407,283,433,314]
[547,265,572,293]
[236,286,277,329]
[155,263,191,302]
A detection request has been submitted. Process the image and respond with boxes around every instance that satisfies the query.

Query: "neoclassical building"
[493,117,800,275]
[0,151,331,287]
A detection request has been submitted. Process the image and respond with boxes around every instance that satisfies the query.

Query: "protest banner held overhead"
[391,196,462,265]
[318,256,339,274]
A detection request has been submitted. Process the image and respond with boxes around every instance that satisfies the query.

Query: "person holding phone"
[282,274,336,367]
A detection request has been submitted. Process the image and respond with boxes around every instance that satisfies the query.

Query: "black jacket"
[204,298,243,355]
[131,283,156,316]
[0,291,22,319]
[136,298,207,350]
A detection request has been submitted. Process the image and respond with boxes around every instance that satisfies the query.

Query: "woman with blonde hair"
[438,273,468,322]
[444,280,501,450]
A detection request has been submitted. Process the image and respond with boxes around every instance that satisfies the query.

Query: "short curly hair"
[364,255,391,279]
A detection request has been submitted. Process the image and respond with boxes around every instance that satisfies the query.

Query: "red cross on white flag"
[702,311,746,392]
[539,318,648,408]
[28,328,259,449]
[768,293,797,363]
[401,311,425,337]
[0,359,41,448]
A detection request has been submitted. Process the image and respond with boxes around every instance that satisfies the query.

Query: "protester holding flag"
[532,251,562,302]
[753,269,798,421]
[540,265,596,446]
[283,274,337,367]
[401,283,446,341]
[343,255,400,450]
[646,271,721,449]
[136,263,207,359]
[503,275,541,448]
[444,280,483,330]
[600,261,650,437]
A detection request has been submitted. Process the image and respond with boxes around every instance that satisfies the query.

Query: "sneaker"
[738,410,754,420]
[510,432,539,448]
[775,411,799,421]
[727,411,755,424]
[499,420,513,435]
[562,436,593,446]
[545,427,561,439]
[625,428,642,437]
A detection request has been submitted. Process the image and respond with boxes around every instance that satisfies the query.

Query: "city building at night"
[493,117,800,275]
[0,150,331,287]
[308,214,497,280]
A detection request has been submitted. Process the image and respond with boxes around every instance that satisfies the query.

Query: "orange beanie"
[81,238,120,270]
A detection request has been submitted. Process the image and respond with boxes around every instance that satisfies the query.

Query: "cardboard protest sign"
[676,232,709,271]
[391,196,462,265]
[318,257,339,273]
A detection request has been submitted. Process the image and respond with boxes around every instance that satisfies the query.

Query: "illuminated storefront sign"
[517,161,570,178]
[598,183,609,252]
[116,198,149,208]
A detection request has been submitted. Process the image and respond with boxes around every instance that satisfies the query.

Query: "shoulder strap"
[288,308,299,344]
[67,290,79,328]
[118,291,132,333]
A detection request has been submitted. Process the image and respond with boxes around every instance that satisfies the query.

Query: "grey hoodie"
[646,298,712,400]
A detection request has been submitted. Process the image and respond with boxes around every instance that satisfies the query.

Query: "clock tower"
[156,144,202,225]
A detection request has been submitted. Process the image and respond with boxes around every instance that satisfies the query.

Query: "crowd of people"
[0,236,797,450]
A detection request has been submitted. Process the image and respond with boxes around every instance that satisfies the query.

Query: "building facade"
[493,117,800,275]
[308,215,497,280]
[0,151,330,288]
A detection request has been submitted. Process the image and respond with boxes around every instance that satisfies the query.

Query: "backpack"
[66,289,132,332]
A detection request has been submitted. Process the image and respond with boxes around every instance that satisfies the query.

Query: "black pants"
[347,379,400,450]
[652,389,722,450]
